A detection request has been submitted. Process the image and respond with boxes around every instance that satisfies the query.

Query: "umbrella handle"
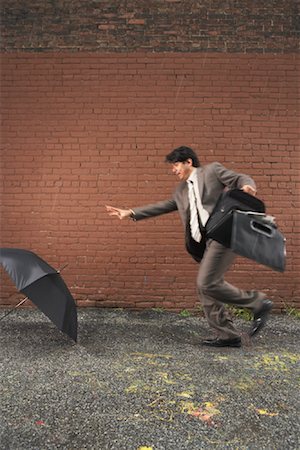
[0,297,29,321]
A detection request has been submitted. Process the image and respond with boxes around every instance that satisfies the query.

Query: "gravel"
[0,308,299,450]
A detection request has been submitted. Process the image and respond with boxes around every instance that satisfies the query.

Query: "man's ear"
[186,158,193,166]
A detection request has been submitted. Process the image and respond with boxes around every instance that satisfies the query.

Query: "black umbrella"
[0,248,77,342]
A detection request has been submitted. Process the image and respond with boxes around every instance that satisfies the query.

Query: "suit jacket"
[132,162,256,260]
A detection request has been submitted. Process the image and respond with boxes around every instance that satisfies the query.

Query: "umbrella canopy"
[0,248,77,342]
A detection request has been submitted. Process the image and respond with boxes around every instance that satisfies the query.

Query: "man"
[106,146,272,348]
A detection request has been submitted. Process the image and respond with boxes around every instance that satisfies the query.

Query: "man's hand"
[241,185,257,197]
[105,205,133,220]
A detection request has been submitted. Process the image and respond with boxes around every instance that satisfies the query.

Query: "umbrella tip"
[57,263,69,273]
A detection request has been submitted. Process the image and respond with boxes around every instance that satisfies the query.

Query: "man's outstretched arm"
[106,199,177,221]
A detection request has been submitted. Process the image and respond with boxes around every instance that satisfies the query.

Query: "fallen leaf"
[204,402,214,408]
[190,409,215,426]
[125,384,139,394]
[256,408,278,417]
[156,371,177,385]
[35,420,45,426]
[180,400,220,425]
[176,391,193,399]
[179,400,197,414]
[131,352,172,360]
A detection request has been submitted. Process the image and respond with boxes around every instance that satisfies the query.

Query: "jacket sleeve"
[212,162,256,190]
[132,199,177,221]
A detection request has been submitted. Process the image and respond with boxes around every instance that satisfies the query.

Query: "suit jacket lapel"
[196,167,204,200]
[177,181,189,211]
[183,183,189,211]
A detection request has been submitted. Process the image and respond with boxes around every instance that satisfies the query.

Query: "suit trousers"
[196,239,265,339]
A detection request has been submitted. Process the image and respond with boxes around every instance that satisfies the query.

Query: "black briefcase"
[231,211,286,272]
[205,189,265,247]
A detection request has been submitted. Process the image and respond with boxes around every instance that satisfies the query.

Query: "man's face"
[171,159,194,181]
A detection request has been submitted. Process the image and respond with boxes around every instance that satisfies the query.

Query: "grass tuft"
[284,305,300,319]
[179,309,191,318]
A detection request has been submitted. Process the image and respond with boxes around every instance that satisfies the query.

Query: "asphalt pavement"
[0,308,299,450]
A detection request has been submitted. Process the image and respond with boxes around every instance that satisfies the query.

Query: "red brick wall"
[1,52,299,311]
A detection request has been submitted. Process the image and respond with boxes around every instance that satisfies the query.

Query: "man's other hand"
[105,205,133,220]
[241,185,257,196]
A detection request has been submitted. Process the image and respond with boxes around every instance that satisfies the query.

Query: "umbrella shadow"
[77,309,210,356]
[0,315,75,357]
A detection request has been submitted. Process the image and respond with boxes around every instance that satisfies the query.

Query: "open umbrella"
[0,248,77,342]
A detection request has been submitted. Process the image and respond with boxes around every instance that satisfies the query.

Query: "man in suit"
[106,146,273,348]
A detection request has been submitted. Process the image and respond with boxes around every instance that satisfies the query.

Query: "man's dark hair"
[165,146,201,167]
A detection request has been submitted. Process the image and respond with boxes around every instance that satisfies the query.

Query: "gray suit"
[132,162,265,339]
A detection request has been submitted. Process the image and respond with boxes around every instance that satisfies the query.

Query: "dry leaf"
[256,408,278,417]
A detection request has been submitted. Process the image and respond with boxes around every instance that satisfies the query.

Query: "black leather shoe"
[249,299,273,337]
[201,337,241,348]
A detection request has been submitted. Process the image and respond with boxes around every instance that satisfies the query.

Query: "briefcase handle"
[250,220,275,238]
